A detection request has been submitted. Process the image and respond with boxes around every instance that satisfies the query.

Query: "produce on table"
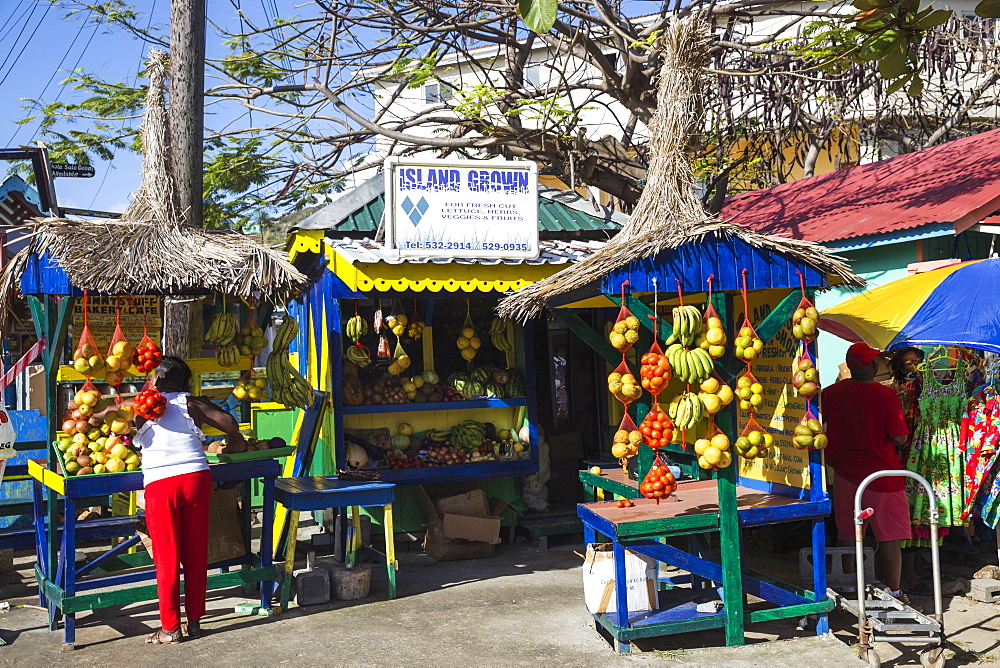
[104,340,134,385]
[615,499,634,508]
[72,342,105,377]
[58,427,140,476]
[792,306,819,341]
[589,466,602,475]
[667,392,703,431]
[697,376,734,415]
[695,313,727,359]
[735,428,773,460]
[346,443,368,468]
[793,416,828,450]
[734,325,764,362]
[387,452,424,469]
[266,315,313,409]
[609,315,640,351]
[387,348,411,376]
[134,387,167,420]
[791,355,820,397]
[397,422,414,435]
[639,351,672,393]
[639,464,677,499]
[665,305,702,347]
[131,340,163,374]
[233,375,267,401]
[640,407,675,450]
[665,343,713,385]
[346,315,369,343]
[608,371,643,402]
[456,324,481,361]
[694,432,733,469]
[232,323,267,358]
[735,373,764,411]
[611,428,642,459]
[361,378,408,405]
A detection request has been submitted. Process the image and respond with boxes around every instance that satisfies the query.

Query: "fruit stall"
[285,231,600,530]
[499,224,861,651]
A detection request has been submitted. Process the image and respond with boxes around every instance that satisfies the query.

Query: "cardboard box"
[437,489,490,516]
[548,431,583,462]
[582,543,658,614]
[437,489,502,545]
[414,486,496,561]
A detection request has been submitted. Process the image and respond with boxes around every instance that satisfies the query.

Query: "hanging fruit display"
[131,340,163,374]
[793,414,828,450]
[639,462,677,500]
[736,373,764,411]
[665,343,713,385]
[611,426,642,459]
[72,342,104,376]
[104,339,133,385]
[667,392,703,431]
[607,370,642,403]
[232,322,267,358]
[734,325,764,362]
[265,315,313,409]
[346,344,371,368]
[457,300,479,361]
[639,349,672,394]
[735,422,773,460]
[609,315,640,351]
[134,387,167,420]
[694,432,733,470]
[695,310,727,360]
[490,317,515,366]
[234,374,268,401]
[665,304,701,347]
[792,350,820,397]
[792,305,820,341]
[697,376,734,415]
[205,310,239,346]
[386,312,408,337]
[346,314,369,343]
[639,405,675,450]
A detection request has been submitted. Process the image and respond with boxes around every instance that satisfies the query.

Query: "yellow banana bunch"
[265,316,312,409]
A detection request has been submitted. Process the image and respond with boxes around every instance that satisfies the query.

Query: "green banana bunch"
[667,392,704,431]
[490,317,514,366]
[451,420,486,450]
[427,429,452,442]
[346,315,368,343]
[664,305,703,348]
[345,344,371,368]
[666,343,714,385]
[265,315,313,409]
[206,311,239,345]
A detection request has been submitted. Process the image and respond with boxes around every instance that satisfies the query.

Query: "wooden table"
[30,459,280,650]
[274,477,397,608]
[577,477,832,653]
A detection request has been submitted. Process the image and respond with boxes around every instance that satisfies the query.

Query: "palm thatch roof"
[498,17,861,321]
[0,49,305,321]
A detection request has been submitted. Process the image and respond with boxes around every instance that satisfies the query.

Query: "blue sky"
[0,1,301,215]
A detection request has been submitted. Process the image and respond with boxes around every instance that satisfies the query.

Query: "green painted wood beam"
[615,512,720,537]
[747,599,833,623]
[606,294,672,343]
[550,309,620,366]
[596,611,727,641]
[754,289,800,344]
[579,470,639,499]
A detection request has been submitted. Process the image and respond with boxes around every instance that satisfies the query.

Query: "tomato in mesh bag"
[735,417,773,460]
[639,403,674,450]
[694,425,733,470]
[639,341,671,396]
[639,452,677,500]
[134,381,167,420]
[132,319,162,375]
[607,359,642,405]
[611,413,642,460]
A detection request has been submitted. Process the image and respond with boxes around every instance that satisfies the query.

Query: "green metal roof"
[296,173,625,237]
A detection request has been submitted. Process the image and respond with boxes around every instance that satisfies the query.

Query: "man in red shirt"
[823,342,911,598]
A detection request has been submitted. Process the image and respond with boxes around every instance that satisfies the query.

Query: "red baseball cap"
[845,342,880,367]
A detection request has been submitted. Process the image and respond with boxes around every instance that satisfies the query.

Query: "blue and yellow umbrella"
[821,258,1000,353]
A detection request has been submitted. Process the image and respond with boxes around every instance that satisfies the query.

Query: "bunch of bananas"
[345,344,371,368]
[426,428,452,443]
[668,392,704,430]
[216,342,241,368]
[665,305,703,347]
[666,343,714,385]
[346,315,368,343]
[265,316,313,409]
[206,311,239,345]
[451,420,486,449]
[490,317,514,366]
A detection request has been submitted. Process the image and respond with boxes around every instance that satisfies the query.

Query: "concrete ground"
[0,525,996,666]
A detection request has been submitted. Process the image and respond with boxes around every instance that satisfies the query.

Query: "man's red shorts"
[833,473,912,542]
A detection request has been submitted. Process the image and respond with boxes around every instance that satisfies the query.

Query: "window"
[424,81,453,104]
[525,64,542,88]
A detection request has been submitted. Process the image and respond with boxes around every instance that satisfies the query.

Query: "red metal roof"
[721,129,1000,244]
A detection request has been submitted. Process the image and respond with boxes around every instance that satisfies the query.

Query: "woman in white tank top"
[135,357,246,644]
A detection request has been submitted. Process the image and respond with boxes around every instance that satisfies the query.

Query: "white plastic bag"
[0,403,15,463]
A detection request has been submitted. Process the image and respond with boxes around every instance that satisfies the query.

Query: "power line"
[0,2,36,48]
[0,1,52,89]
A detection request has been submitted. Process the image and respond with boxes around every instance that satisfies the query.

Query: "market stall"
[0,52,309,649]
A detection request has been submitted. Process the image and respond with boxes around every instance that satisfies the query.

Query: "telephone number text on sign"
[402,241,531,252]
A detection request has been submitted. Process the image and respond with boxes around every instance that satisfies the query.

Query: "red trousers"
[144,469,212,630]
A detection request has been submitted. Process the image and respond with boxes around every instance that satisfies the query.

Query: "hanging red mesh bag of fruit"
[699,276,727,360]
[735,369,764,414]
[71,291,103,379]
[736,416,773,460]
[695,423,734,471]
[793,405,828,451]
[609,282,639,355]
[792,343,821,400]
[639,450,677,502]
[104,301,133,397]
[134,379,167,420]
[611,413,642,463]
[639,402,675,451]
[131,313,162,375]
[608,359,641,407]
[734,269,764,364]
[791,271,820,342]
[640,340,671,397]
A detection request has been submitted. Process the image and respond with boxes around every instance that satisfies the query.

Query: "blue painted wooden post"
[612,539,631,653]
[805,319,829,634]
[62,496,76,647]
[32,477,47,608]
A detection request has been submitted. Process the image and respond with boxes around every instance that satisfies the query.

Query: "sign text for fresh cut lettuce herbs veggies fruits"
[384,157,539,260]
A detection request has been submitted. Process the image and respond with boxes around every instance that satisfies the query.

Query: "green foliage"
[389,50,441,89]
[517,0,558,34]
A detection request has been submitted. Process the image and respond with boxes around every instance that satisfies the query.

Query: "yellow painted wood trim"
[202,422,251,437]
[287,230,323,262]
[29,459,65,494]
[57,357,251,382]
[250,402,288,411]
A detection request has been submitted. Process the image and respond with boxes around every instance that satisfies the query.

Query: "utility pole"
[164,0,207,357]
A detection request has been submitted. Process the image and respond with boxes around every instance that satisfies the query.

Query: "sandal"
[146,628,183,644]
[182,620,201,639]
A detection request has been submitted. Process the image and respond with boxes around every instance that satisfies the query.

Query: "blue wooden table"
[30,459,280,650]
[274,476,397,608]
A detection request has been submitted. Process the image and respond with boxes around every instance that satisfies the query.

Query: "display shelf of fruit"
[667,392,703,431]
[735,428,773,460]
[609,315,640,351]
[736,374,764,411]
[72,342,105,377]
[792,305,819,341]
[695,312,727,359]
[734,325,764,362]
[58,389,140,476]
[697,376,734,415]
[639,350,671,394]
[665,343,713,385]
[640,407,675,450]
[132,340,163,374]
[611,428,642,459]
[387,452,425,469]
[639,463,677,499]
[233,375,267,401]
[694,432,733,469]
[791,354,820,397]
[425,443,468,466]
[361,378,408,405]
[456,325,481,361]
[205,436,291,462]
[608,371,642,403]
[793,416,828,450]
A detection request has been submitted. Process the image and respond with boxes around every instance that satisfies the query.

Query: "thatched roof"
[498,17,862,321]
[0,49,306,317]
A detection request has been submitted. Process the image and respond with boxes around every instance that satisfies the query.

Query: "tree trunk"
[164,0,206,358]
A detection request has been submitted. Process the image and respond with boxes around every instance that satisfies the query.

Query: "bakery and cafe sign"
[384,157,540,260]
[71,296,162,351]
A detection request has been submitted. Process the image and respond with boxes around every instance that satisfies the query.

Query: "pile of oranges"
[639,351,671,393]
[639,406,674,449]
